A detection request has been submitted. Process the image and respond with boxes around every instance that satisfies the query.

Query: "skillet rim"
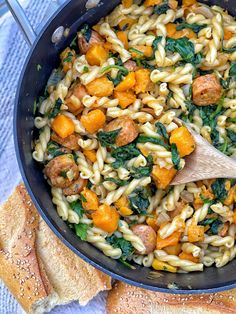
[13,0,236,294]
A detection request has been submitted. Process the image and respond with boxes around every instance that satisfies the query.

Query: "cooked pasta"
[32,0,236,272]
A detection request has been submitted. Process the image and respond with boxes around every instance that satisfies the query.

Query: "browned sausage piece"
[192,74,222,106]
[65,83,87,115]
[124,60,139,72]
[104,116,139,147]
[51,132,81,151]
[63,177,88,196]
[78,30,104,54]
[131,224,157,254]
[44,154,79,188]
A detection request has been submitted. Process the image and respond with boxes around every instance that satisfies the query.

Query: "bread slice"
[106,281,236,314]
[0,183,111,313]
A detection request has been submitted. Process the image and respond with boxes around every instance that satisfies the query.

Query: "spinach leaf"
[152,36,163,51]
[229,63,236,78]
[101,65,128,76]
[211,178,227,201]
[128,187,150,215]
[107,71,124,86]
[211,219,222,235]
[97,129,121,147]
[80,24,92,43]
[176,22,207,34]
[223,46,236,54]
[155,122,169,140]
[47,141,66,158]
[171,143,181,170]
[199,218,217,226]
[63,51,74,63]
[111,143,140,168]
[220,78,230,89]
[75,223,90,240]
[138,59,156,70]
[137,135,169,149]
[70,200,84,218]
[70,34,78,49]
[200,194,214,206]
[130,155,153,179]
[227,129,236,142]
[48,98,62,119]
[154,3,169,14]
[107,234,134,259]
[129,47,144,57]
[166,37,200,64]
[104,177,128,186]
[183,100,197,122]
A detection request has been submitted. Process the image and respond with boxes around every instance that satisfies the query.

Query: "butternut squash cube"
[152,165,177,189]
[170,126,195,157]
[92,204,120,233]
[86,44,108,66]
[114,90,136,108]
[80,109,106,133]
[86,76,114,97]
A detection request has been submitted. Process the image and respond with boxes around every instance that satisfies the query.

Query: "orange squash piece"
[92,204,120,233]
[144,0,162,6]
[60,47,76,73]
[164,244,182,256]
[51,114,75,139]
[122,0,133,8]
[168,0,178,9]
[115,72,136,92]
[130,45,153,58]
[85,44,108,66]
[170,126,195,157]
[114,90,136,108]
[179,252,199,263]
[134,69,151,94]
[224,186,235,206]
[152,165,177,189]
[156,231,181,250]
[166,23,177,37]
[224,29,233,40]
[117,31,129,49]
[83,149,97,163]
[81,188,99,211]
[188,225,205,243]
[233,210,236,224]
[80,109,106,133]
[86,76,114,97]
[146,216,158,232]
[118,18,136,30]
[183,0,196,6]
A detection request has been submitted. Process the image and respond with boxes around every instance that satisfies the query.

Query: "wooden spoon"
[171,126,236,185]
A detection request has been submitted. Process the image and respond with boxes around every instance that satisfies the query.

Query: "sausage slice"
[104,116,139,147]
[131,224,157,254]
[51,132,81,151]
[78,30,104,54]
[192,74,222,106]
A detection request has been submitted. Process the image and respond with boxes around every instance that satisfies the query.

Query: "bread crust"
[0,184,54,313]
[106,281,236,314]
[0,183,111,313]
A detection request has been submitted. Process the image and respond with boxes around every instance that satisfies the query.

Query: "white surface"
[0,1,107,313]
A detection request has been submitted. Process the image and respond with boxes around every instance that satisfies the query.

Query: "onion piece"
[192,5,214,19]
[180,191,194,203]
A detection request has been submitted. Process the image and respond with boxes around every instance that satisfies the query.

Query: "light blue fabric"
[0,1,106,313]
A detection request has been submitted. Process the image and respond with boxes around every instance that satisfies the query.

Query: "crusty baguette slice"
[0,183,111,313]
[107,281,236,314]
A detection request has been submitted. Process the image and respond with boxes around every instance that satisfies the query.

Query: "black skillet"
[6,0,236,293]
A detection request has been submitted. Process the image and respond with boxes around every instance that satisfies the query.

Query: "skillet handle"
[5,0,65,47]
[5,0,36,46]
